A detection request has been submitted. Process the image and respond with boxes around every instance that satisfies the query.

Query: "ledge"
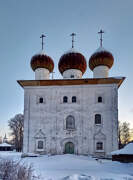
[17,77,125,88]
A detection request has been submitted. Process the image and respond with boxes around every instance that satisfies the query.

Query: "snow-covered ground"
[0,151,133,180]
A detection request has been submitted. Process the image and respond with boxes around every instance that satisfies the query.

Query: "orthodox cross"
[40,34,46,50]
[98,29,104,47]
[70,33,76,48]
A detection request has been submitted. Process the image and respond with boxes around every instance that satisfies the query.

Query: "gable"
[34,129,45,139]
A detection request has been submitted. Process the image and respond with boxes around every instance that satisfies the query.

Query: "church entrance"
[64,142,74,154]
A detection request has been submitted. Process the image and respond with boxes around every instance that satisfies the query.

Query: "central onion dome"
[89,47,114,71]
[31,50,54,73]
[58,48,87,75]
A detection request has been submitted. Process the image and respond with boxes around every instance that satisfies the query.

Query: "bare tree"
[0,160,36,180]
[118,121,123,149]
[8,114,24,152]
[118,121,130,148]
[130,128,133,141]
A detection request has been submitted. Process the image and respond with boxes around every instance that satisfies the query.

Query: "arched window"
[39,97,43,103]
[72,96,76,103]
[63,96,68,103]
[95,114,101,124]
[66,115,75,129]
[38,140,43,149]
[98,96,102,103]
[96,142,103,150]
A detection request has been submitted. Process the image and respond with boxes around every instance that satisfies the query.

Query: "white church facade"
[18,32,125,157]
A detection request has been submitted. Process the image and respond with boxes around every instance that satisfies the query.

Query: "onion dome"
[89,47,114,71]
[30,50,54,73]
[58,48,87,75]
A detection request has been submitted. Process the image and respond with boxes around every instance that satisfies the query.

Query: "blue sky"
[0,0,133,137]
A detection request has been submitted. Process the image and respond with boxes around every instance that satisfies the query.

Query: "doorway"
[64,142,74,154]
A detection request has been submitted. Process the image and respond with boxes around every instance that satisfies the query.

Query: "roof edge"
[17,77,125,88]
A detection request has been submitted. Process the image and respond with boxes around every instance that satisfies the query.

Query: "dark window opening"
[96,142,103,150]
[98,96,102,103]
[38,141,43,149]
[95,114,101,124]
[39,97,43,103]
[63,96,68,103]
[66,115,75,129]
[72,96,76,103]
[71,75,74,78]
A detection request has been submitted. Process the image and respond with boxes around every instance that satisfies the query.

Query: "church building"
[18,31,125,157]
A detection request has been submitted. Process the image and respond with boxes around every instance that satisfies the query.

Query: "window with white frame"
[37,140,43,149]
[96,142,103,150]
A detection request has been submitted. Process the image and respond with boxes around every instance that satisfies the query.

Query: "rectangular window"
[72,96,76,103]
[96,142,103,150]
[95,114,101,124]
[38,141,43,149]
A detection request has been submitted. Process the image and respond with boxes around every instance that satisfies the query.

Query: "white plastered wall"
[23,83,118,157]
[35,68,50,80]
[93,66,109,78]
[63,69,82,79]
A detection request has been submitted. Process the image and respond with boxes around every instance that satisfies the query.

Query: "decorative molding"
[94,130,106,140]
[34,129,45,139]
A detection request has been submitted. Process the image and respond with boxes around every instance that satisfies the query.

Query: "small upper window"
[39,97,43,103]
[72,96,76,103]
[38,140,43,149]
[71,75,74,78]
[96,142,103,150]
[95,114,101,124]
[63,96,68,103]
[98,96,102,103]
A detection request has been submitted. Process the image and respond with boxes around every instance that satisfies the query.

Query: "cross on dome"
[98,29,104,47]
[40,34,46,50]
[89,29,114,73]
[30,34,54,74]
[70,33,76,48]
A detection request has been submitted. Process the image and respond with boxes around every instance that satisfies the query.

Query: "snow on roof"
[36,49,45,55]
[95,46,106,53]
[0,143,12,147]
[64,48,80,55]
[112,76,124,79]
[111,143,133,155]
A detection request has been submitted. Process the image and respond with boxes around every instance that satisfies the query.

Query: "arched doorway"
[64,142,74,154]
